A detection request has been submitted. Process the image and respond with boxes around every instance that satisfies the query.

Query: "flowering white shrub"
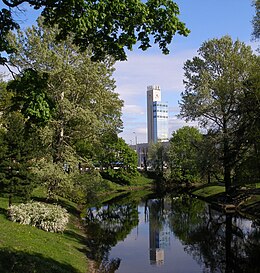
[8,202,69,232]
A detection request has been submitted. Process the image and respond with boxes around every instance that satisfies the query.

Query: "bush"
[8,202,69,232]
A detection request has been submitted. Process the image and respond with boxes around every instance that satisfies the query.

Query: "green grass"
[97,188,153,205]
[0,196,88,273]
[239,193,260,218]
[131,174,154,186]
[192,185,225,198]
[0,174,154,273]
[243,194,260,206]
[102,173,154,192]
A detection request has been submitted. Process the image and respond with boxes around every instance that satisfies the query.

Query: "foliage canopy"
[0,0,190,63]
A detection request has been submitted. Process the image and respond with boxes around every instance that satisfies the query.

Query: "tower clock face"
[154,91,160,101]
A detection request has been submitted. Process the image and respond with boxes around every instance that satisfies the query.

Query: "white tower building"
[147,85,168,143]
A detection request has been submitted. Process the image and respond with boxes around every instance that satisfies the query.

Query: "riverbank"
[0,195,88,273]
[2,177,258,273]
[190,184,260,220]
[0,175,155,273]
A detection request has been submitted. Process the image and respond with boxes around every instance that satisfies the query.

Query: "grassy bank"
[83,174,154,209]
[0,196,88,273]
[0,174,155,273]
[191,183,260,219]
[103,173,154,191]
[191,185,225,198]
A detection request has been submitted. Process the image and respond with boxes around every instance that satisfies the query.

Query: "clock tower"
[147,85,168,143]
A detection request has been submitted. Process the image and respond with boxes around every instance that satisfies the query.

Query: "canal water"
[84,194,260,273]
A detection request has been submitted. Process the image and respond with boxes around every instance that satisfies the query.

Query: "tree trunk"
[8,194,12,207]
[223,118,232,194]
[224,165,232,194]
[53,125,64,163]
[53,90,64,163]
[207,172,211,184]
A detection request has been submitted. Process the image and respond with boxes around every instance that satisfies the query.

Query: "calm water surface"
[85,194,260,273]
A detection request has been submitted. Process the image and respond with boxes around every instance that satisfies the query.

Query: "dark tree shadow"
[63,230,87,246]
[0,207,7,216]
[0,248,81,273]
[32,197,80,217]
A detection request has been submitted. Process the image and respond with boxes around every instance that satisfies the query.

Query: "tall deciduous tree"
[8,18,123,166]
[0,0,190,64]
[234,56,260,183]
[180,36,259,192]
[196,130,223,184]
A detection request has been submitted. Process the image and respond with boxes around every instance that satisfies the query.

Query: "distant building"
[147,85,168,143]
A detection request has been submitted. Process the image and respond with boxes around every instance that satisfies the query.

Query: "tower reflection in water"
[148,199,170,265]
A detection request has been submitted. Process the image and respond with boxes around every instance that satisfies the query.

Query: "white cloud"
[115,48,198,144]
[114,49,197,101]
[119,120,147,144]
[0,66,13,80]
[123,104,145,115]
[168,117,199,136]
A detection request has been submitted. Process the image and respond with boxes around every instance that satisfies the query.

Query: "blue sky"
[0,0,258,145]
[115,0,258,144]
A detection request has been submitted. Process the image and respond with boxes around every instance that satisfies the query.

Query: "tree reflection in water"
[168,195,260,273]
[84,194,260,273]
[84,202,139,272]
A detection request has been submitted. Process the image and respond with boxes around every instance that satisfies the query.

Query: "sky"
[114,0,258,144]
[0,0,258,145]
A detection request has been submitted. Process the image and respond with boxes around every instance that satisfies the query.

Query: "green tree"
[180,36,259,192]
[0,112,40,206]
[233,56,260,184]
[196,130,223,184]
[3,19,126,199]
[168,126,202,184]
[8,19,123,166]
[0,7,18,64]
[1,0,190,63]
[100,137,138,185]
[0,77,44,205]
[252,0,260,41]
[7,68,54,126]
[148,141,168,174]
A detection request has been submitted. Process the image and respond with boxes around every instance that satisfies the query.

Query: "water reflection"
[148,199,170,265]
[84,194,260,273]
[168,196,260,273]
[84,202,138,271]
